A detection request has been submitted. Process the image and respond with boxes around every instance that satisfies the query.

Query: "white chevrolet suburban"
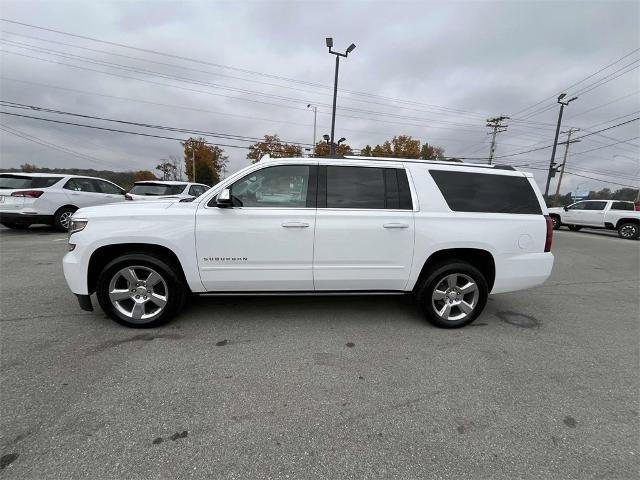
[548,200,640,240]
[63,156,554,329]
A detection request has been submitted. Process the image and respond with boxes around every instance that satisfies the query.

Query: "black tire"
[1,222,29,230]
[96,253,186,328]
[415,261,488,328]
[568,225,582,231]
[53,206,77,232]
[550,215,561,230]
[618,222,640,240]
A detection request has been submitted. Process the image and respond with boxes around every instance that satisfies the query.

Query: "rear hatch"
[0,174,63,210]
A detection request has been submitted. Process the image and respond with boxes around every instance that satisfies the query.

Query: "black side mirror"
[216,188,233,208]
[563,206,568,211]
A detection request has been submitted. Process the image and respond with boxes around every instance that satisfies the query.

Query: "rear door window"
[322,166,412,210]
[0,175,62,189]
[64,178,98,192]
[429,170,542,214]
[611,201,633,211]
[583,201,607,211]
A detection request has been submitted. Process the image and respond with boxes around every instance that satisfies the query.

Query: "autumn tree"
[247,134,303,163]
[313,141,353,157]
[20,163,38,172]
[133,170,156,181]
[182,137,228,186]
[391,135,421,158]
[371,141,393,157]
[156,161,176,180]
[421,143,446,160]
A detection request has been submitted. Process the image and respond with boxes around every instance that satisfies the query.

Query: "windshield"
[129,183,186,196]
[0,174,63,189]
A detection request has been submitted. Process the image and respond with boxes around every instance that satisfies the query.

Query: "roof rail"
[342,155,500,169]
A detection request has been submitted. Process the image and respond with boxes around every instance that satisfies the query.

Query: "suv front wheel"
[96,253,186,328]
[416,261,488,328]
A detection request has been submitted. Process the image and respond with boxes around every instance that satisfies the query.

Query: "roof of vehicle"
[133,180,189,185]
[258,155,515,171]
[0,172,121,182]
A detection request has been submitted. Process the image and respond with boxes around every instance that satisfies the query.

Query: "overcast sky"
[0,0,638,194]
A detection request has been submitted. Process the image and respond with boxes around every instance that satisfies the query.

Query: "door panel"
[313,210,414,290]
[196,208,316,291]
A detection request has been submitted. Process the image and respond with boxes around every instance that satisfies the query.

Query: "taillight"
[544,215,553,252]
[11,190,44,198]
[125,194,133,200]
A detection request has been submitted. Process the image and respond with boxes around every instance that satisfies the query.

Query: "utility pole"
[191,141,196,183]
[486,116,509,164]
[544,93,578,197]
[553,128,581,205]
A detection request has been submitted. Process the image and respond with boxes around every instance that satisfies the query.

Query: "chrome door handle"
[383,223,409,229]
[282,222,310,228]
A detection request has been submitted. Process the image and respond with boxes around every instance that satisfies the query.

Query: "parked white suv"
[548,200,640,240]
[0,173,126,231]
[126,181,209,201]
[63,156,554,328]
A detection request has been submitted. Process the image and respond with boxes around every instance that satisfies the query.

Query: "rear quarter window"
[429,170,542,214]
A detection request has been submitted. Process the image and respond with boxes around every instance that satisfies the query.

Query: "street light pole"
[544,93,577,198]
[326,38,356,157]
[307,104,317,148]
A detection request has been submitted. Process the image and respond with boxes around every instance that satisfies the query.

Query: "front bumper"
[0,212,54,225]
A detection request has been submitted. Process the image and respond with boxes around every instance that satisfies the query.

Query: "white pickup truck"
[548,200,640,240]
[63,156,554,329]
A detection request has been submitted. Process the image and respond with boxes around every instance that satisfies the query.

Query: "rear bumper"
[0,212,54,225]
[492,252,554,294]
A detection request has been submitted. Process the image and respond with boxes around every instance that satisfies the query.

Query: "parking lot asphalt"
[0,226,638,479]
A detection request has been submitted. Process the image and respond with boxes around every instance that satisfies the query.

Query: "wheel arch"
[615,217,640,229]
[54,204,79,214]
[87,243,190,294]
[413,248,496,293]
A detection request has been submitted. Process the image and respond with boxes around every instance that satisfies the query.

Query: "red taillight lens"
[11,190,44,198]
[544,215,553,252]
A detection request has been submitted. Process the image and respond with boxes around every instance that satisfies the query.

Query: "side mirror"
[216,188,233,208]
[563,206,568,211]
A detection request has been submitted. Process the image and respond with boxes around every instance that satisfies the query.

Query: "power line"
[0,18,491,120]
[565,90,640,119]
[510,48,640,117]
[568,136,640,157]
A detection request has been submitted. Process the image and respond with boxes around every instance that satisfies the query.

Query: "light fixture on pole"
[326,37,356,157]
[544,93,578,198]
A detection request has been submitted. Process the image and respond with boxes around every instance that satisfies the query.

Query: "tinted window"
[64,178,98,192]
[129,183,186,196]
[583,201,607,211]
[0,175,62,189]
[568,202,587,210]
[611,201,633,211]
[189,185,206,197]
[326,166,385,209]
[229,165,310,208]
[93,179,122,194]
[429,170,542,214]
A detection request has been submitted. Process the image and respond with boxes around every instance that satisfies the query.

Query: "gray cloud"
[0,0,638,194]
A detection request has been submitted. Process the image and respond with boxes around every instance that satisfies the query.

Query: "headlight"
[68,218,88,236]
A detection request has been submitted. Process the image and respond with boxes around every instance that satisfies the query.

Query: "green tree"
[421,143,446,160]
[247,134,303,163]
[182,137,227,186]
[360,145,372,156]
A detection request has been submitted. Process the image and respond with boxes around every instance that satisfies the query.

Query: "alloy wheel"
[431,273,479,322]
[620,224,637,238]
[108,266,168,323]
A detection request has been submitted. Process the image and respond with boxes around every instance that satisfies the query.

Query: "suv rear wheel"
[618,222,639,240]
[96,253,186,328]
[54,206,77,232]
[416,261,488,328]
[550,215,561,230]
